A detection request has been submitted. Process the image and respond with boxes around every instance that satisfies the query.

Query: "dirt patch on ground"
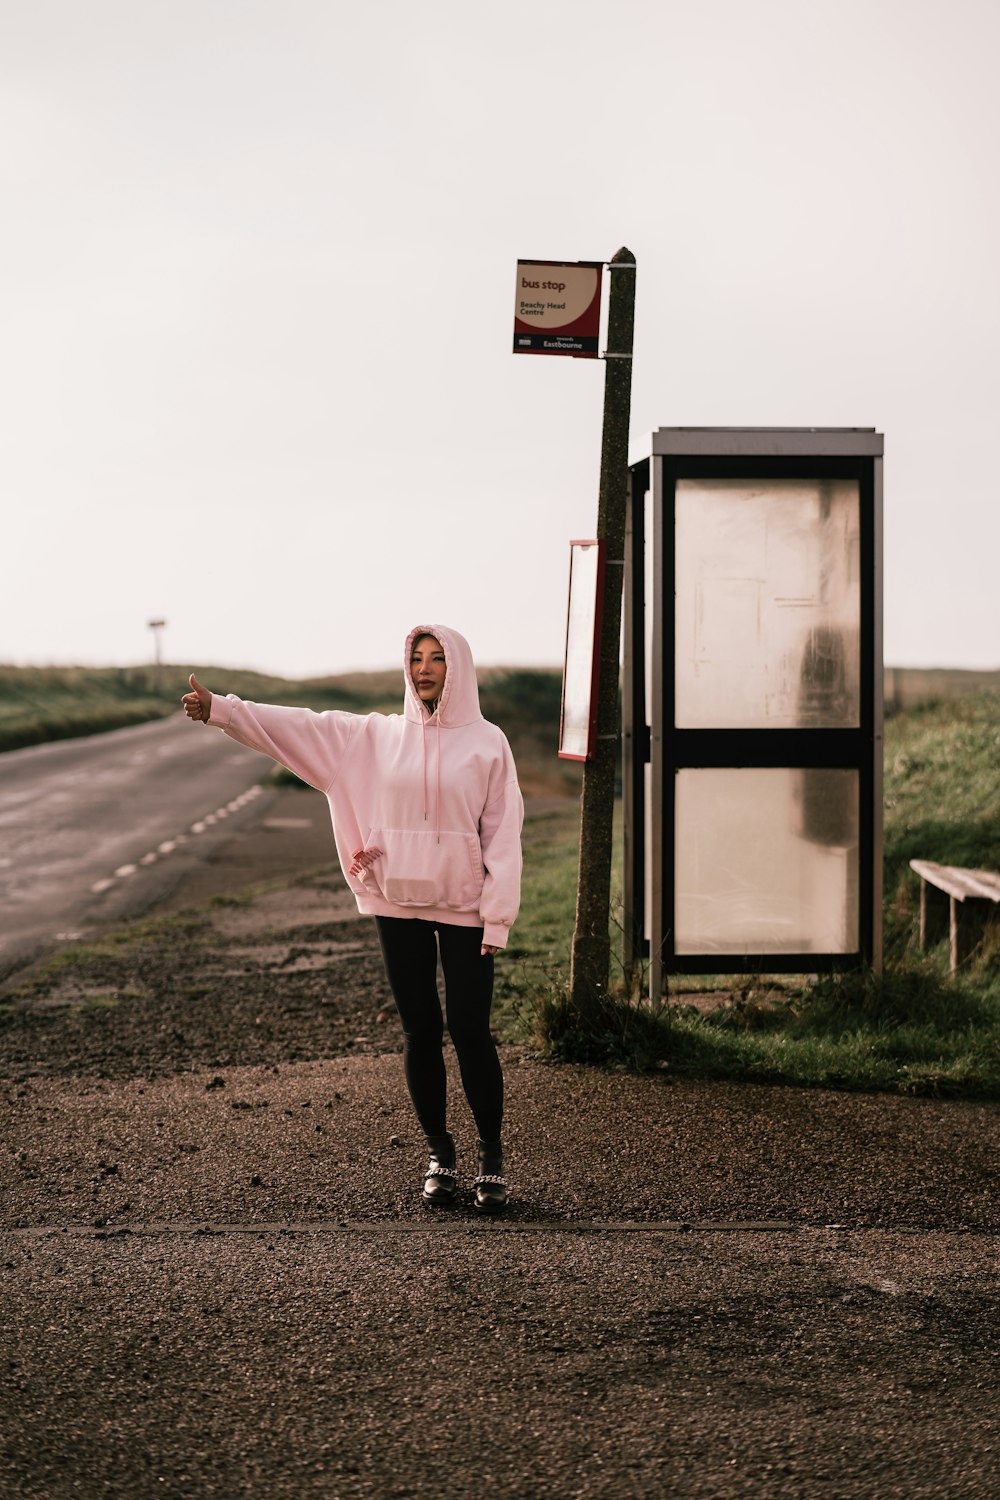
[207,880,357,938]
[0,787,398,1079]
[0,900,395,1079]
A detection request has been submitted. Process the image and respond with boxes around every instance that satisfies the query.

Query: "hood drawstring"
[435,714,441,845]
[419,704,442,843]
[420,712,428,824]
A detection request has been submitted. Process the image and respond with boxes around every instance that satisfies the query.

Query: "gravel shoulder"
[2,788,999,1498]
[4,1052,999,1231]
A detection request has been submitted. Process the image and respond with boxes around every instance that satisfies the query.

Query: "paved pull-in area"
[3,1050,999,1500]
[4,1217,998,1500]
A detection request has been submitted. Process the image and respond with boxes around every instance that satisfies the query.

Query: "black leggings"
[374,916,503,1145]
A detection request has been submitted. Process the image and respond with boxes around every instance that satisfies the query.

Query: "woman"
[182,625,523,1213]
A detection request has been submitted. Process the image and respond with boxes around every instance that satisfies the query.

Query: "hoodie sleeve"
[208,694,358,794]
[478,743,524,950]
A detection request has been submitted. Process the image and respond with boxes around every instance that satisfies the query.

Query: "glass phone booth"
[622,428,884,999]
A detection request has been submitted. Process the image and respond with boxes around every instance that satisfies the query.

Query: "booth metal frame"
[622,428,884,1000]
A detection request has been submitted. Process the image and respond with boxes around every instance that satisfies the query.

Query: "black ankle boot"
[421,1133,458,1207]
[473,1138,508,1214]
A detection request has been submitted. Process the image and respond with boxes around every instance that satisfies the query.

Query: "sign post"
[569,248,636,1013]
[513,246,636,1012]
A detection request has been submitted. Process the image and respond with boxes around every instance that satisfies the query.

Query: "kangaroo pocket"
[368,827,484,912]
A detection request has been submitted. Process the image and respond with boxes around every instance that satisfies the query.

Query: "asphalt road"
[0,715,276,977]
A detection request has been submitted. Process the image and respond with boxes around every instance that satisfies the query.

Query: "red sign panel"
[513,260,603,358]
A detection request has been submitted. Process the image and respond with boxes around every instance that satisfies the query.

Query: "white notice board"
[559,539,605,760]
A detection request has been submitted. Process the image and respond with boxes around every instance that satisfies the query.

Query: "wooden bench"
[909,859,1000,973]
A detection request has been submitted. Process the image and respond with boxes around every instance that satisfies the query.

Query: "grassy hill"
[883,689,1000,964]
[4,658,997,800]
[885,665,1000,714]
[0,662,581,796]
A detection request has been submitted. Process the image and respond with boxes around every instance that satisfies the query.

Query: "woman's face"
[410,634,447,706]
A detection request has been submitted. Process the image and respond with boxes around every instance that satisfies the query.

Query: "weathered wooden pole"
[568,246,636,1012]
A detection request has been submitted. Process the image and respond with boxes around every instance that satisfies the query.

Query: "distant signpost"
[148,618,166,690]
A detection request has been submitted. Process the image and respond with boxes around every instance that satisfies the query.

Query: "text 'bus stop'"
[622,428,884,1000]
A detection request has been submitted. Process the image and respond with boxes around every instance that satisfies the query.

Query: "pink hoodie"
[206,624,523,948]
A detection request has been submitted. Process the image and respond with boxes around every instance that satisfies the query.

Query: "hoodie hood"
[205,624,523,947]
[403,624,483,727]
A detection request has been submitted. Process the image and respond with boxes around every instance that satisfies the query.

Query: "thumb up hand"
[182,673,213,723]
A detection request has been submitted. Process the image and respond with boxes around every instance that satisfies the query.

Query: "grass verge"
[519,691,1000,1099]
[0,662,580,796]
[532,966,1000,1099]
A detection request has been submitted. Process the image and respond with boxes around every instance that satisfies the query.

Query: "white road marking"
[88,784,264,899]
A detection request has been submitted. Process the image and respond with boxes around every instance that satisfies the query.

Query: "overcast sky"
[2,0,997,679]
